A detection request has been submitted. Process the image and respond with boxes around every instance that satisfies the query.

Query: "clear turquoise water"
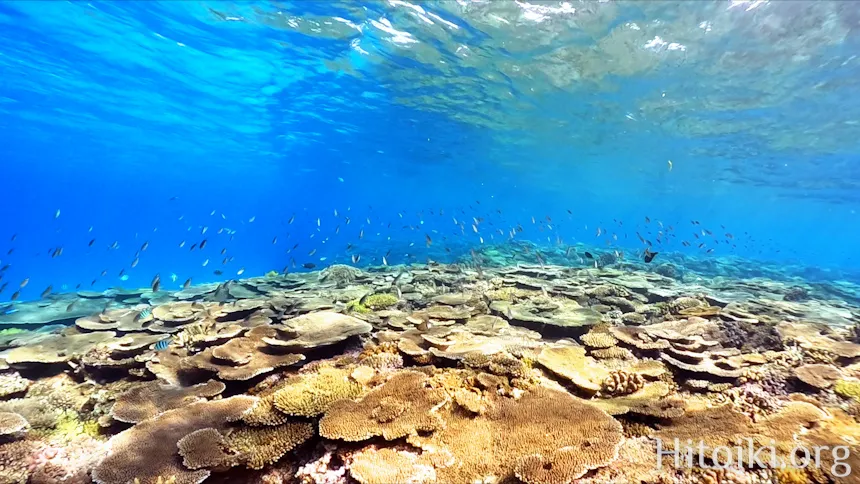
[2,0,860,301]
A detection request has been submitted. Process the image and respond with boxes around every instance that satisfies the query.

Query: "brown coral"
[111,380,226,423]
[349,447,437,484]
[319,371,447,441]
[408,387,623,483]
[600,370,645,396]
[653,401,826,464]
[5,331,117,365]
[0,412,28,437]
[181,327,305,381]
[537,345,611,394]
[794,363,842,389]
[179,423,314,471]
[580,331,618,349]
[92,396,256,484]
[272,366,365,417]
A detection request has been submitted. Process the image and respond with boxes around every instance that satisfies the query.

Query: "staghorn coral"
[319,371,447,442]
[600,370,645,396]
[111,380,226,423]
[272,366,366,417]
[92,396,256,484]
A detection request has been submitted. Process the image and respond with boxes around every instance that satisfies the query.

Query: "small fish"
[308,249,317,256]
[20,278,28,288]
[302,263,316,269]
[351,254,361,264]
[643,248,658,263]
[317,218,321,227]
[333,209,338,217]
[249,216,256,223]
[202,226,208,235]
[237,267,245,275]
[213,270,223,275]
[596,227,602,237]
[141,241,149,251]
[66,300,77,312]
[190,243,198,251]
[667,160,673,171]
[11,291,20,301]
[88,239,95,247]
[154,339,170,351]
[425,234,432,247]
[110,241,119,249]
[288,214,295,224]
[151,273,160,287]
[584,252,594,260]
[645,216,650,224]
[202,259,209,267]
[131,258,139,268]
[179,241,186,248]
[40,285,52,298]
[359,229,364,239]
[200,239,207,249]
[10,234,16,242]
[183,278,192,289]
[272,237,278,244]
[54,209,61,219]
[382,256,388,266]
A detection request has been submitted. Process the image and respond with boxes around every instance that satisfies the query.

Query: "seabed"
[1,248,860,484]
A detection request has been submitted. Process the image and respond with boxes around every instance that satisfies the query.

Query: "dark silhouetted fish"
[303,263,316,269]
[643,248,658,263]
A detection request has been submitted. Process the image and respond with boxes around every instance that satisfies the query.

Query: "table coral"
[272,366,365,418]
[92,396,256,484]
[319,371,447,441]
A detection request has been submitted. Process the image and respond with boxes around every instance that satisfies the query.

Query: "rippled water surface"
[1,0,860,297]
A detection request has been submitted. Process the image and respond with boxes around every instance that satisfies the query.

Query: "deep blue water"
[2,0,860,301]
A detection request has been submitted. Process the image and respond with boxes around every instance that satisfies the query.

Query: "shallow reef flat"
[1,260,860,484]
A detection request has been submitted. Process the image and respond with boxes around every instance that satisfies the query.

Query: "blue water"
[2,0,860,301]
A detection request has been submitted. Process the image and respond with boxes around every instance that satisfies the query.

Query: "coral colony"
[1,257,860,483]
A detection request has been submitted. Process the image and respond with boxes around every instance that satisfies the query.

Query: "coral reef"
[0,260,859,484]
